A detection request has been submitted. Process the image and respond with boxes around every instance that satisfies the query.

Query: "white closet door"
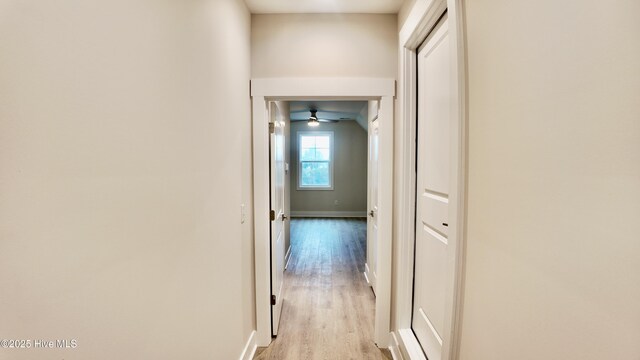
[412,14,452,360]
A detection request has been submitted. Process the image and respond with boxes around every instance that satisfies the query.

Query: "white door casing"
[412,14,458,360]
[393,1,467,359]
[366,100,380,293]
[269,102,287,336]
[251,78,395,347]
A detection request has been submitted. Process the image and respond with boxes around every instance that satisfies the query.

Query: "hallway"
[254,218,391,360]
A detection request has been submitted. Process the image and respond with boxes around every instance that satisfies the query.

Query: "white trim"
[395,0,467,359]
[400,0,448,49]
[296,131,334,191]
[252,96,272,346]
[290,211,366,218]
[284,245,292,270]
[394,46,418,335]
[251,77,395,348]
[389,331,406,360]
[238,330,257,360]
[251,78,395,98]
[397,329,428,360]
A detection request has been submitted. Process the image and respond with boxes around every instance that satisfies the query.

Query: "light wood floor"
[254,218,392,360]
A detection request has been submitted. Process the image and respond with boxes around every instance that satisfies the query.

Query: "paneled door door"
[269,102,287,336]
[412,13,454,360]
[367,105,380,294]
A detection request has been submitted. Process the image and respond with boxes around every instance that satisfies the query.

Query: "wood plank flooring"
[254,218,392,360]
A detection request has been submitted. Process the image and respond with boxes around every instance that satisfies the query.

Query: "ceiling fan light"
[308,109,320,126]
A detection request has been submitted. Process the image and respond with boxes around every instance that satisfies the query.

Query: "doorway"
[392,0,467,359]
[263,99,385,358]
[268,99,373,339]
[251,78,395,349]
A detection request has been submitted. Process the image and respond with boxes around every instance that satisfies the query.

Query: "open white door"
[412,14,456,360]
[366,101,380,294]
[269,102,287,336]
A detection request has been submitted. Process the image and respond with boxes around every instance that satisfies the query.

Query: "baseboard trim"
[290,211,367,218]
[238,330,257,360]
[389,331,404,360]
[397,328,427,360]
[284,246,292,270]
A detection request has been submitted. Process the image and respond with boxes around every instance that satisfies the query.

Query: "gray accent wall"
[290,121,368,215]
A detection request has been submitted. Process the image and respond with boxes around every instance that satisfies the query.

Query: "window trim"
[297,131,334,191]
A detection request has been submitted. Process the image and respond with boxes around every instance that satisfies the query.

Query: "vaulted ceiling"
[290,101,366,121]
[290,101,369,130]
[245,0,405,14]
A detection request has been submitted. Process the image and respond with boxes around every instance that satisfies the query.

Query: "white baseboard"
[284,246,292,270]
[290,211,367,218]
[397,328,427,360]
[389,331,404,360]
[238,330,257,360]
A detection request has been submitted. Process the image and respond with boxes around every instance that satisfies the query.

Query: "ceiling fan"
[307,109,339,127]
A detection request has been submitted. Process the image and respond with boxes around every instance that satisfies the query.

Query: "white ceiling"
[245,0,405,14]
[289,101,367,121]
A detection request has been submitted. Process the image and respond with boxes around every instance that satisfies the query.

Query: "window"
[298,132,333,190]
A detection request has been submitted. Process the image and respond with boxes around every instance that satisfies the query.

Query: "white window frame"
[296,131,334,191]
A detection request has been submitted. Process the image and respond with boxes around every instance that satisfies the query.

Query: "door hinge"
[269,122,275,134]
[270,210,276,221]
[271,295,276,305]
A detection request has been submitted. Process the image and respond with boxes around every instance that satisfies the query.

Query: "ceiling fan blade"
[317,119,339,123]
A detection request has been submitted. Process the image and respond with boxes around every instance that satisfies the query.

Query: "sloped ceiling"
[290,101,369,130]
[245,0,405,14]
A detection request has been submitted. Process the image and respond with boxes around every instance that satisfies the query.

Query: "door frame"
[251,78,396,347]
[392,1,468,359]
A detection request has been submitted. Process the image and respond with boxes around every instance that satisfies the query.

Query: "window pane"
[316,148,330,161]
[300,148,316,161]
[315,136,330,149]
[300,136,316,150]
[299,133,332,188]
[301,162,330,186]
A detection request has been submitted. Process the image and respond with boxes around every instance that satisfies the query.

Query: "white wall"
[398,0,418,31]
[290,121,368,215]
[251,14,397,78]
[0,1,254,359]
[461,1,640,359]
